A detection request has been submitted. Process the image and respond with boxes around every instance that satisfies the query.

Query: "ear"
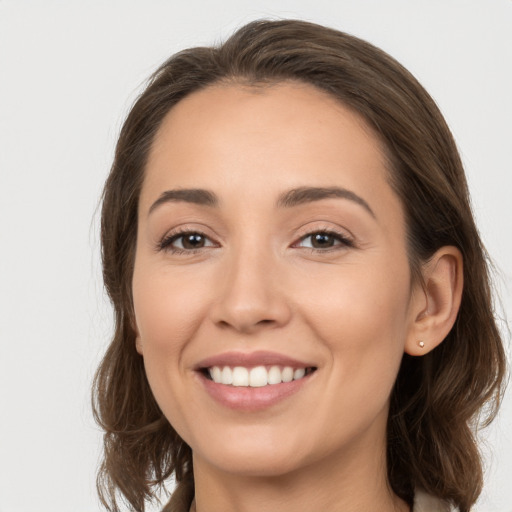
[135,334,143,355]
[131,316,144,355]
[405,246,463,356]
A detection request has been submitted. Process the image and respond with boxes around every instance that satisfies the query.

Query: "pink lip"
[194,350,314,370]
[194,351,317,412]
[197,371,314,412]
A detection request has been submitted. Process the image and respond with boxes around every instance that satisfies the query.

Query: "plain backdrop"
[0,1,511,511]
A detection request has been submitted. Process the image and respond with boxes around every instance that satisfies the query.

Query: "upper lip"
[194,350,316,370]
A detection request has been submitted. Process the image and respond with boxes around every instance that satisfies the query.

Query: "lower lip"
[197,372,313,411]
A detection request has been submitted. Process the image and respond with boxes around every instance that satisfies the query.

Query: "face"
[132,82,419,478]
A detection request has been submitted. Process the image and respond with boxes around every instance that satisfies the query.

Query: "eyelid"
[292,228,354,250]
[293,221,355,243]
[157,227,219,254]
[156,224,355,254]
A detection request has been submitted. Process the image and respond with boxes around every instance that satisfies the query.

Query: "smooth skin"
[132,82,463,512]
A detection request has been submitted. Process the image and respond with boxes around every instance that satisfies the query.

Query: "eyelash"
[158,228,215,255]
[157,227,354,255]
[293,229,354,252]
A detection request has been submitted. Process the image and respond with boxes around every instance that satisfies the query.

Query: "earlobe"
[132,316,144,355]
[135,336,143,355]
[405,246,463,356]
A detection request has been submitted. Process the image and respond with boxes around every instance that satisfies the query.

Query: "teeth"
[268,366,282,385]
[208,365,312,387]
[293,368,305,380]
[249,366,268,387]
[282,367,294,382]
[232,367,249,387]
[211,366,222,383]
[221,366,233,385]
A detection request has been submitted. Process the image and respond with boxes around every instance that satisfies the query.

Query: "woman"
[93,19,506,512]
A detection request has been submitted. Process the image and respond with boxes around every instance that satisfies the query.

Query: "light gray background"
[0,1,510,511]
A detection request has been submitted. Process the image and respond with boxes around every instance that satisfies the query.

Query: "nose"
[210,246,292,334]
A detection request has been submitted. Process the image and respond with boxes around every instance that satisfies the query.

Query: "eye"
[295,230,354,251]
[159,230,216,253]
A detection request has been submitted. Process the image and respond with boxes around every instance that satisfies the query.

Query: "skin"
[132,82,463,512]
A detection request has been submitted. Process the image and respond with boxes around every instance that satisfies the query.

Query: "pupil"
[183,234,204,249]
[312,233,332,248]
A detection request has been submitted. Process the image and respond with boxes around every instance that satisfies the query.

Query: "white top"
[414,489,455,511]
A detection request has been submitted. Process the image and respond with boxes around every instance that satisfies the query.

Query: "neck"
[191,433,409,512]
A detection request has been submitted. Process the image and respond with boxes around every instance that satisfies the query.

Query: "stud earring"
[418,340,425,349]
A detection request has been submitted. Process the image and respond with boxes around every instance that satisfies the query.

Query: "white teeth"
[207,365,311,387]
[232,366,249,386]
[211,366,222,383]
[249,366,268,387]
[281,366,294,383]
[221,366,233,385]
[268,365,282,385]
[293,368,305,380]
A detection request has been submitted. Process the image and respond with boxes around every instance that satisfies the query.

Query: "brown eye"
[296,230,354,251]
[181,233,206,249]
[311,233,336,248]
[159,231,216,252]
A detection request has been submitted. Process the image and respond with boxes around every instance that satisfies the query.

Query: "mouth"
[201,365,317,387]
[194,351,318,411]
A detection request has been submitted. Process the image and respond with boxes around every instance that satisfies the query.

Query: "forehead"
[141,82,398,221]
[149,81,387,163]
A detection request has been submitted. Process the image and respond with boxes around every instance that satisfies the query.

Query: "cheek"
[131,261,211,408]
[291,262,410,447]
[302,257,411,344]
[132,263,208,352]
[299,256,411,395]
[132,262,215,440]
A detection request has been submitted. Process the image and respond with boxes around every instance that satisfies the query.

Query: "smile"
[206,365,316,387]
[195,351,318,411]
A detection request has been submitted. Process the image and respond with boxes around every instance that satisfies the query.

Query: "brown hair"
[93,19,507,512]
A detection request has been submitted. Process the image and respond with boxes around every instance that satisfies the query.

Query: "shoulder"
[413,489,455,512]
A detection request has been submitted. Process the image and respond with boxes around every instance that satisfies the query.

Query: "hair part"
[93,19,507,512]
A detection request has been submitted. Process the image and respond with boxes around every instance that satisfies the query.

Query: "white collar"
[414,489,455,511]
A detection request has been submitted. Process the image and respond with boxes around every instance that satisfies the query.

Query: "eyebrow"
[148,188,218,215]
[276,186,375,218]
[148,186,375,218]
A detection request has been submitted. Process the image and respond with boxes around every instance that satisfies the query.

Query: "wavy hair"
[92,19,507,512]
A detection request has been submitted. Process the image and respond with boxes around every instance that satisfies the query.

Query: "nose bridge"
[212,236,290,332]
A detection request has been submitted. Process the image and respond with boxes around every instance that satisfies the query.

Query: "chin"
[201,450,303,478]
[190,428,311,477]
